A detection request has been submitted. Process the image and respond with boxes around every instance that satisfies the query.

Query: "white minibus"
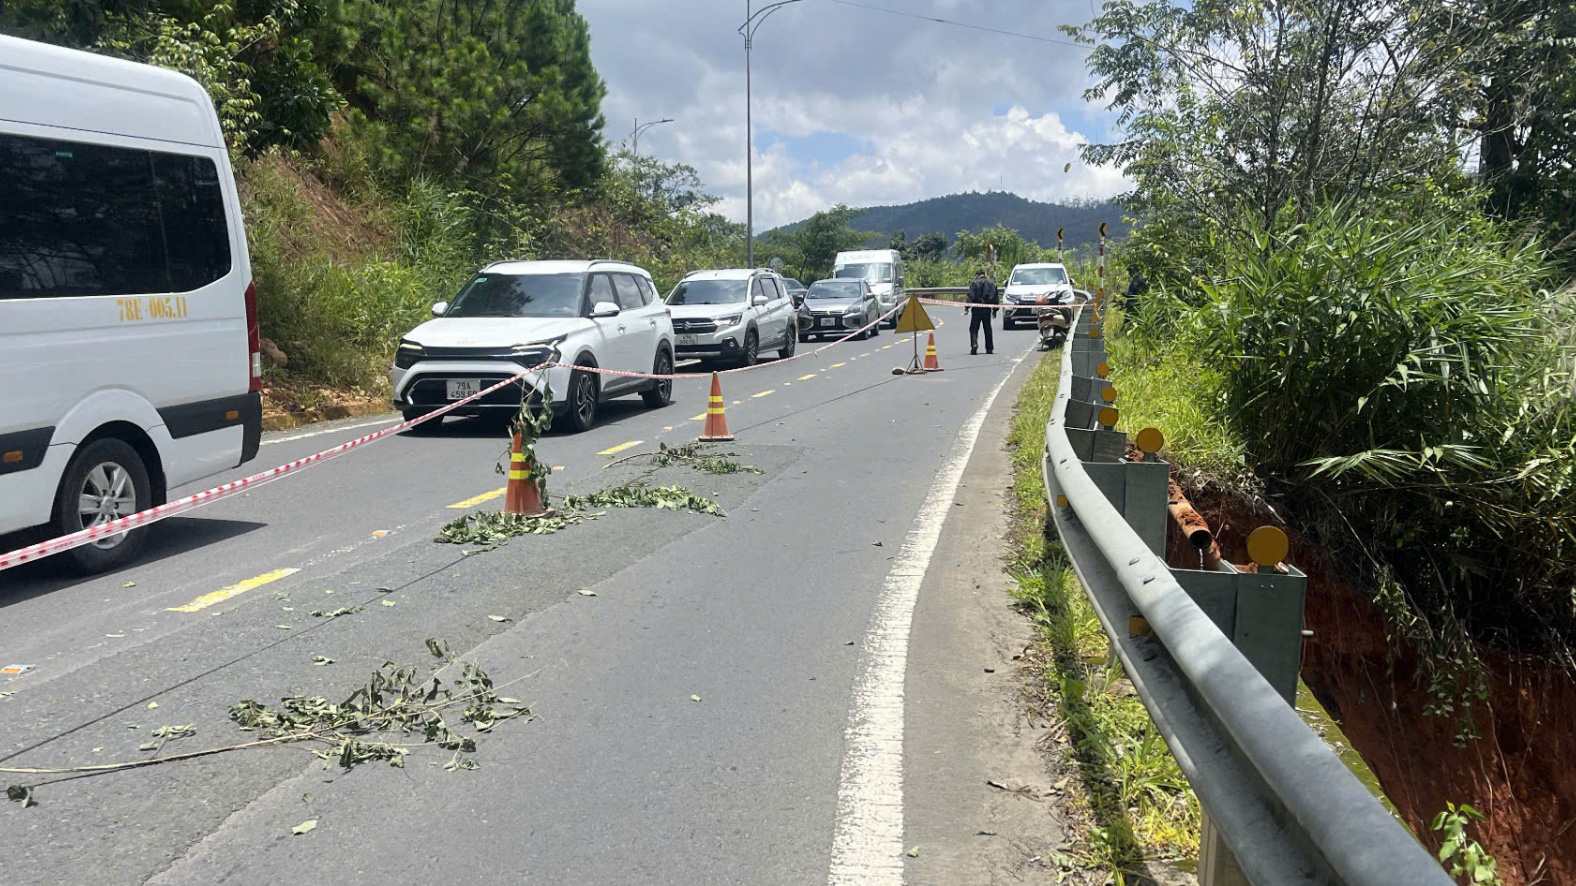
[832,248,905,327]
[0,35,261,572]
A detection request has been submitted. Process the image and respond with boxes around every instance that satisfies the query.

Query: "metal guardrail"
[1041,306,1452,886]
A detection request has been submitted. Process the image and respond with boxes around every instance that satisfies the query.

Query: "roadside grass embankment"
[245,153,476,400]
[1003,350,1201,882]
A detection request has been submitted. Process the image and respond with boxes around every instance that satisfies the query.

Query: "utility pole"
[739,0,803,268]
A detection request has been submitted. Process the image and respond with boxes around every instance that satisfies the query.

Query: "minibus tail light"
[245,280,262,393]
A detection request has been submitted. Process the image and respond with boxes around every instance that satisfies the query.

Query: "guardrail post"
[1199,812,1251,886]
[1070,339,1107,380]
[1064,426,1128,463]
[1170,553,1307,704]
[1082,458,1168,556]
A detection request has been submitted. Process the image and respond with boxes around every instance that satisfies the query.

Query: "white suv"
[665,269,797,367]
[392,260,675,433]
[1002,262,1076,329]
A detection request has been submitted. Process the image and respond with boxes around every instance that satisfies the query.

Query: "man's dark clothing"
[968,275,999,307]
[967,274,999,354]
[1124,273,1147,313]
[969,308,995,354]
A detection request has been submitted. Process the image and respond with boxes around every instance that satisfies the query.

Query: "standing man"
[1125,267,1147,315]
[966,268,999,355]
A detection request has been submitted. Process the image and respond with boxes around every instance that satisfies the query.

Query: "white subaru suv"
[392,260,675,433]
[665,268,798,367]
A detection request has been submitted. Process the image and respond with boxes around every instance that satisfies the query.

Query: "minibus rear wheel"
[52,438,153,574]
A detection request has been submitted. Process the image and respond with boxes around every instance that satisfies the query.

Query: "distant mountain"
[766,192,1129,250]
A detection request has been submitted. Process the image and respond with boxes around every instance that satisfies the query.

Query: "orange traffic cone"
[698,372,734,441]
[504,434,553,517]
[923,333,943,372]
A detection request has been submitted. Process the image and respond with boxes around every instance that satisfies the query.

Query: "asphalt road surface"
[0,319,1049,885]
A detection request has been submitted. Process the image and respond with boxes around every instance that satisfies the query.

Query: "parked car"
[0,35,261,572]
[801,279,881,341]
[1002,262,1077,329]
[833,248,905,326]
[666,268,797,367]
[391,260,675,434]
[779,278,812,335]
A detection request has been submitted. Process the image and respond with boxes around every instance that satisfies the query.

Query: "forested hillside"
[768,191,1127,251]
[2,0,747,399]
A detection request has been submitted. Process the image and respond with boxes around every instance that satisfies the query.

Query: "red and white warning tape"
[1,293,1071,570]
[916,297,1085,311]
[545,301,906,382]
[0,369,546,572]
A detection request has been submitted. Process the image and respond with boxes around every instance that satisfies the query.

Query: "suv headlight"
[844,304,865,315]
[394,339,424,369]
[716,313,744,327]
[511,334,567,367]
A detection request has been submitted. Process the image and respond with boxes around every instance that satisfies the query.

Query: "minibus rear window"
[0,132,232,299]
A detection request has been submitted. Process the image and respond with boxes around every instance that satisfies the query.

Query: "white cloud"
[578,0,1127,229]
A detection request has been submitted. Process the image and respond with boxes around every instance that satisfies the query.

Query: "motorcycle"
[1035,292,1074,350]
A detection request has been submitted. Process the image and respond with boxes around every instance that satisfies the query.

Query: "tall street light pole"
[739,0,802,268]
[631,116,673,156]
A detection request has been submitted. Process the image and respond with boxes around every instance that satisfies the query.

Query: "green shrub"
[1135,198,1576,699]
[246,163,478,392]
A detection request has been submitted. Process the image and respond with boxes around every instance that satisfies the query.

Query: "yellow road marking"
[598,440,644,456]
[880,344,892,350]
[448,487,506,509]
[752,389,775,398]
[783,382,791,386]
[168,568,299,613]
[831,362,846,368]
[860,353,871,357]
[690,413,706,421]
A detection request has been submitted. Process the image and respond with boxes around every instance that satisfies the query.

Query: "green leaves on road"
[138,724,197,754]
[229,654,530,773]
[435,482,726,550]
[611,442,761,475]
[563,483,725,516]
[3,645,530,808]
[311,606,362,619]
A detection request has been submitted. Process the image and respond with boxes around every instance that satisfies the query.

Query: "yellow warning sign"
[893,295,935,333]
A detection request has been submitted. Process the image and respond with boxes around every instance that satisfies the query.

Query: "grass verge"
[1102,312,1247,485]
[1005,349,1201,881]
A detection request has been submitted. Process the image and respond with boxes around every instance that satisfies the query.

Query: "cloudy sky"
[576,0,1127,230]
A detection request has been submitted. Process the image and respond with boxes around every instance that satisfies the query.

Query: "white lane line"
[824,346,1028,885]
[262,417,394,446]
